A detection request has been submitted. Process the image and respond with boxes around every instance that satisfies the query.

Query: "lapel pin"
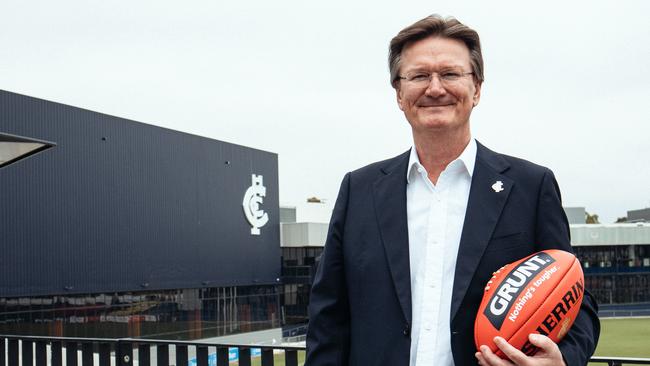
[492,180,504,193]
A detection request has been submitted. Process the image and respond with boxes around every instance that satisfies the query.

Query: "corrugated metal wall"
[570,224,650,246]
[0,90,280,297]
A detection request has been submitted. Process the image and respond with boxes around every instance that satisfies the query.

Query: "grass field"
[231,317,649,365]
[592,317,650,358]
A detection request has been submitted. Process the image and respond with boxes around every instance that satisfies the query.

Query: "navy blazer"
[306,142,599,366]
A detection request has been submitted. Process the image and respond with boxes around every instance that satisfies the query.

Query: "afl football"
[474,249,584,358]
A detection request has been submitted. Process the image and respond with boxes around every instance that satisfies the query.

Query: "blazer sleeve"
[305,173,351,366]
[535,169,601,366]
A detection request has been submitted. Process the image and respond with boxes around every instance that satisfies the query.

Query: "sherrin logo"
[520,278,584,355]
[484,252,556,329]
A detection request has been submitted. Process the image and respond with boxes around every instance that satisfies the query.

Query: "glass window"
[0,132,56,168]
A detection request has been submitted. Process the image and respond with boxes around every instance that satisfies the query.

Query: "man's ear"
[396,87,405,111]
[472,82,482,107]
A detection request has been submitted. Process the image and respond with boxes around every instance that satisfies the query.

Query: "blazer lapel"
[450,142,513,320]
[372,150,412,324]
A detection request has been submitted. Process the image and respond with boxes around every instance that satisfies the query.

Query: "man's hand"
[475,334,566,366]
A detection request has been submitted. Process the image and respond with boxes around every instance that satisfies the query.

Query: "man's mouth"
[417,99,455,108]
[419,103,453,108]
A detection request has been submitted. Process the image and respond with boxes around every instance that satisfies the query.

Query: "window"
[0,132,55,168]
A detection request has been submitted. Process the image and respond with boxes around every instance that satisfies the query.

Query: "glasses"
[398,70,474,88]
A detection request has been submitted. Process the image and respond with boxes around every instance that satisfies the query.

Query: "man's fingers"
[494,337,529,365]
[527,333,565,363]
[476,351,486,365]
[480,335,565,366]
[478,345,501,366]
[527,333,554,351]
[478,344,514,366]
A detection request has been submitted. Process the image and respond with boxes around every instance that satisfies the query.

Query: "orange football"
[474,249,584,358]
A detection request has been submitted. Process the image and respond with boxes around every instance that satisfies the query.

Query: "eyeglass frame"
[396,70,475,89]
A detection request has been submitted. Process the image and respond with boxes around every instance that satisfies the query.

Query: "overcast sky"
[1,0,648,224]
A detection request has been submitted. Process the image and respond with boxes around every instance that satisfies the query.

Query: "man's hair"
[388,14,484,89]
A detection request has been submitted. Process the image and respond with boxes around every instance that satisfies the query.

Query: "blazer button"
[403,324,410,337]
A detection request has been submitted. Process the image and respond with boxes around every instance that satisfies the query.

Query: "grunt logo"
[242,174,269,235]
[484,252,556,329]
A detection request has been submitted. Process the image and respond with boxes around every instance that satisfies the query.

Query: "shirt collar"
[407,138,477,184]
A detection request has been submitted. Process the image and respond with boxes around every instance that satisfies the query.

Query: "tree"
[585,211,599,224]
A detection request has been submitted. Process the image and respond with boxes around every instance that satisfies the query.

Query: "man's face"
[396,36,481,135]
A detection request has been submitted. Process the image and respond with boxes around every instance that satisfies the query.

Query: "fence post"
[81,343,93,366]
[51,341,63,366]
[157,344,169,366]
[98,343,111,366]
[261,348,274,366]
[285,350,298,366]
[35,341,47,366]
[8,339,18,366]
[138,344,150,366]
[22,340,33,366]
[196,346,208,366]
[176,344,188,366]
[65,341,78,366]
[0,338,5,366]
[216,347,229,366]
[116,340,133,366]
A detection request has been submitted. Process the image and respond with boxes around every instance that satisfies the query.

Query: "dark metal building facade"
[0,90,282,338]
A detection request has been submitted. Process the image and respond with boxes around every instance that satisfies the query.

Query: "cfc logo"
[242,174,269,235]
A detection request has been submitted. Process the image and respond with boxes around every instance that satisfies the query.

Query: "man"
[306,15,599,366]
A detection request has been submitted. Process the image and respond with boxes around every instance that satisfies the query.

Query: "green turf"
[592,317,650,358]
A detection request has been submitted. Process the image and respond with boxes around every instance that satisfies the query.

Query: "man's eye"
[410,74,430,82]
[441,72,461,80]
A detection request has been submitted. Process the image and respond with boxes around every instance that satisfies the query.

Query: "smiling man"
[306,15,599,366]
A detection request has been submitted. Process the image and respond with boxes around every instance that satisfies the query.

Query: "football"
[474,249,584,358]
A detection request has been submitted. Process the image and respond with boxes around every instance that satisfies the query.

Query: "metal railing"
[1,334,650,366]
[0,335,304,366]
[589,357,650,365]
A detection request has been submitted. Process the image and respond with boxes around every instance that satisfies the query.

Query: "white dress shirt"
[407,139,476,366]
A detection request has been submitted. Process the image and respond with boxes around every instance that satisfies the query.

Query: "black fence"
[590,357,650,366]
[0,335,303,366]
[1,334,649,366]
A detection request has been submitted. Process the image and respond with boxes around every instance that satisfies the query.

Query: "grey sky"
[1,0,648,224]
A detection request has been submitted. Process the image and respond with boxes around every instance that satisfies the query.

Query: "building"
[564,206,587,224]
[628,208,650,223]
[563,207,650,313]
[0,90,282,339]
[280,207,650,323]
[572,223,650,314]
[280,206,327,328]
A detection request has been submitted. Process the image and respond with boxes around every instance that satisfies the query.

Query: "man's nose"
[424,75,446,97]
